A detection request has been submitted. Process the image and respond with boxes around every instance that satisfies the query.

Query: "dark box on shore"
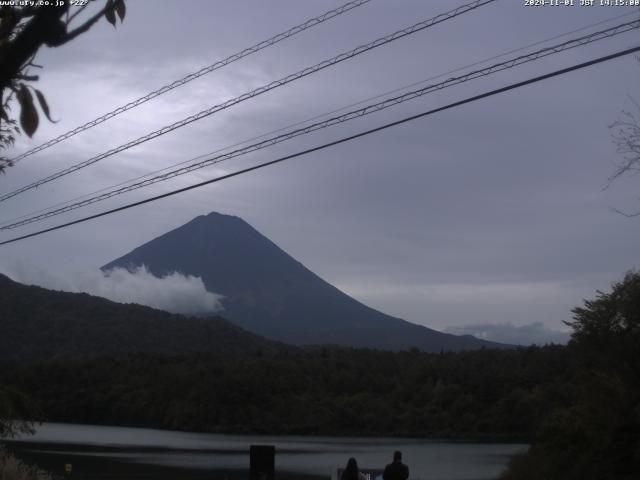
[250,445,275,480]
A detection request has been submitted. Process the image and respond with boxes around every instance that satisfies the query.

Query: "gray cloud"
[0,0,638,335]
[2,264,223,315]
[444,322,570,346]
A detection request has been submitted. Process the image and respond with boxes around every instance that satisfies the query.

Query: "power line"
[3,8,633,230]
[7,0,374,164]
[1,44,637,247]
[3,18,638,230]
[0,0,497,204]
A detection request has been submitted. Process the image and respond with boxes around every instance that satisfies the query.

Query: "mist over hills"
[103,212,506,352]
[0,273,283,361]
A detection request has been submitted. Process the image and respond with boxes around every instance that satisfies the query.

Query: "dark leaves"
[16,84,38,138]
[12,85,57,138]
[34,89,57,123]
[105,0,126,27]
[115,0,126,21]
[105,3,116,27]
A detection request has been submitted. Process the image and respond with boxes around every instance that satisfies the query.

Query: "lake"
[6,423,526,480]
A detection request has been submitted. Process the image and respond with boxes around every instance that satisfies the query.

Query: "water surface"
[7,423,526,480]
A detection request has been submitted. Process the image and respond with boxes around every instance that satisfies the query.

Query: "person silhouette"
[383,451,409,480]
[341,457,366,480]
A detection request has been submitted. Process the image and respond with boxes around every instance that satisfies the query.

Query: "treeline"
[0,345,572,439]
[501,271,640,480]
[0,273,285,362]
[2,272,638,479]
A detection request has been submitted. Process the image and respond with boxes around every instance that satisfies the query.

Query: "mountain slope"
[0,273,284,361]
[103,212,506,351]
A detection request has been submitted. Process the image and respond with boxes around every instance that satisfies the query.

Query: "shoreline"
[5,444,327,480]
[11,420,530,445]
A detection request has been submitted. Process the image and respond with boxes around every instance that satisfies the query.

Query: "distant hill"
[0,274,284,361]
[103,212,507,352]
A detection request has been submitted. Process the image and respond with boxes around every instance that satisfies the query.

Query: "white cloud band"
[2,263,223,316]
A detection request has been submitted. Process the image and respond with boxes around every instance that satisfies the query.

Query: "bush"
[0,448,52,480]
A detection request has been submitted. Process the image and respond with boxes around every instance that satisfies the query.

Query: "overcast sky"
[1,0,639,343]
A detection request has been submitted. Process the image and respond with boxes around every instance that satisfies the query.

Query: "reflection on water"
[7,423,526,480]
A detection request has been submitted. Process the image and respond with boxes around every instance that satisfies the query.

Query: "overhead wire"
[1,44,638,247]
[0,0,497,204]
[4,8,635,231]
[2,17,638,230]
[3,6,636,230]
[2,7,633,229]
[6,0,374,164]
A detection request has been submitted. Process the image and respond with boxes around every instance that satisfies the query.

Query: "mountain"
[0,273,284,361]
[103,212,506,352]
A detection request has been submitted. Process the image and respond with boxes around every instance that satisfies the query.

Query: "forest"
[0,345,570,439]
[1,272,639,480]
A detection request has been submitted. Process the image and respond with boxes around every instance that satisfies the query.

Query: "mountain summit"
[102,212,504,351]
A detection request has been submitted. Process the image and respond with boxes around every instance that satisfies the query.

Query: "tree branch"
[609,206,640,218]
[15,74,39,81]
[66,2,89,26]
[0,6,68,90]
[63,1,113,43]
